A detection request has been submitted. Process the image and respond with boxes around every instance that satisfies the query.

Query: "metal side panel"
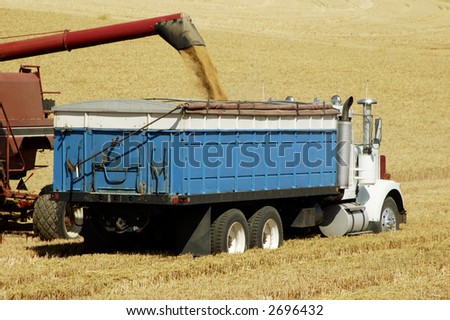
[54,128,338,197]
[171,129,337,195]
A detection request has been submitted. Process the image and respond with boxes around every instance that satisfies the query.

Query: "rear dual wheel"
[211,206,283,254]
[211,209,248,254]
[248,206,283,249]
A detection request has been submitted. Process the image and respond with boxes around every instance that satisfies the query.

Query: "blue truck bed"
[52,99,340,204]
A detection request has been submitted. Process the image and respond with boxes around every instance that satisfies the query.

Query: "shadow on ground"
[29,241,84,257]
[28,239,176,258]
[27,227,324,258]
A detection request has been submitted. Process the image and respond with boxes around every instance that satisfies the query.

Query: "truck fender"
[356,179,406,223]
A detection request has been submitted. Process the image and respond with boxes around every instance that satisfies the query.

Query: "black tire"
[211,209,249,254]
[33,185,83,240]
[373,196,401,233]
[248,206,283,249]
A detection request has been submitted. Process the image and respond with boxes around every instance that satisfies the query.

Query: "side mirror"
[373,118,382,149]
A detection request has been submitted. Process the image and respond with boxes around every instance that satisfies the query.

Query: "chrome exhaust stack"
[337,96,353,188]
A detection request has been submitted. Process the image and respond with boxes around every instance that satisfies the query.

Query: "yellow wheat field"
[0,0,449,300]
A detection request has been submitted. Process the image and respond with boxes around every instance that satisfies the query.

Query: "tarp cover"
[184,101,340,116]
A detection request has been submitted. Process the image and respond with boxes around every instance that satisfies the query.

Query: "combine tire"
[33,185,83,240]
[248,206,283,249]
[211,209,248,254]
[373,196,401,233]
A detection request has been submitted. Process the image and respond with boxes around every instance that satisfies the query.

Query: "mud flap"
[175,206,211,256]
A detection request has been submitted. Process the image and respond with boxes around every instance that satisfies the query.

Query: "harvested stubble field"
[0,0,449,300]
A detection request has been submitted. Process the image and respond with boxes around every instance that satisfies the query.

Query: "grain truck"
[0,13,204,239]
[51,95,406,254]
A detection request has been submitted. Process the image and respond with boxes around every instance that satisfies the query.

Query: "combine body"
[0,66,53,230]
[52,97,406,254]
[0,67,53,179]
[0,13,204,236]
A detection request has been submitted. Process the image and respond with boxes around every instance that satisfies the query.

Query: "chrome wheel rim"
[262,219,279,249]
[381,207,397,232]
[65,206,83,238]
[227,222,246,253]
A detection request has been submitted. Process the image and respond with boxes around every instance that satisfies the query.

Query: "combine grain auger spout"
[156,16,205,50]
[0,13,204,61]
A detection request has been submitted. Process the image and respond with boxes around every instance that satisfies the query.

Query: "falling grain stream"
[180,46,228,100]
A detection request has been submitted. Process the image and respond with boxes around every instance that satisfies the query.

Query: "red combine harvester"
[0,66,54,233]
[0,13,204,239]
